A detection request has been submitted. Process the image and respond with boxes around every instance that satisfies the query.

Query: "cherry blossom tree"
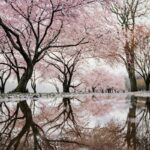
[78,68,126,93]
[0,0,97,149]
[0,40,24,84]
[134,26,150,91]
[44,48,85,93]
[0,0,93,93]
[96,0,150,91]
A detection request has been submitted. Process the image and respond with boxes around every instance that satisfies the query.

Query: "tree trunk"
[31,83,37,93]
[126,96,137,150]
[128,69,137,92]
[125,41,137,92]
[14,66,33,93]
[92,87,96,93]
[6,64,45,149]
[63,84,70,93]
[145,81,149,91]
[55,85,59,93]
[16,73,20,84]
[33,86,37,93]
[1,86,4,94]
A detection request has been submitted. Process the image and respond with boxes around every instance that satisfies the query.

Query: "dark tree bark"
[145,81,149,91]
[63,83,70,93]
[0,67,11,93]
[14,65,33,93]
[92,87,96,93]
[46,49,82,94]
[125,41,137,92]
[128,69,137,92]
[126,96,137,150]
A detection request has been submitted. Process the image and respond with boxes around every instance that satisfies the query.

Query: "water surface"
[0,94,149,150]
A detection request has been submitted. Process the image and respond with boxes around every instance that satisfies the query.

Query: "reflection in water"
[124,96,150,150]
[0,95,150,149]
[0,97,84,150]
[126,96,137,150]
[0,101,52,150]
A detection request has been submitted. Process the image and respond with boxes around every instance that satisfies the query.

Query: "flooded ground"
[0,94,149,150]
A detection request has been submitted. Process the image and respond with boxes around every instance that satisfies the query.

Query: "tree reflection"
[42,97,81,136]
[1,95,150,149]
[0,101,50,150]
[137,98,150,149]
[0,97,82,150]
[126,96,137,150]
[125,96,150,150]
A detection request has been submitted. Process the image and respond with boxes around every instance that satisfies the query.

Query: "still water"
[0,94,149,150]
